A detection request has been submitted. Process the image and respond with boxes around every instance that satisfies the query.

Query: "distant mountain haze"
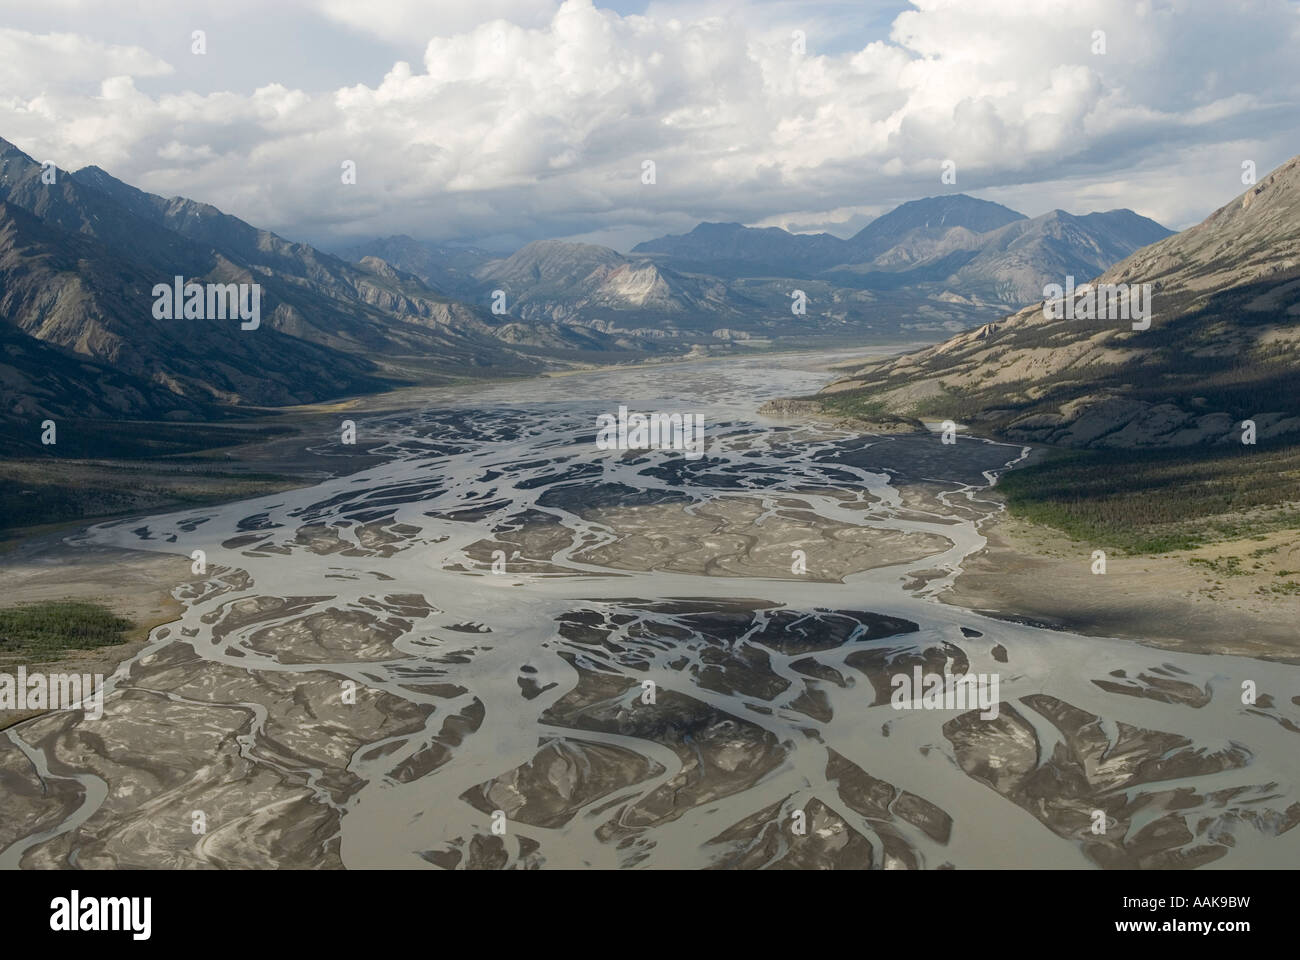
[632,221,855,275]
[336,234,494,297]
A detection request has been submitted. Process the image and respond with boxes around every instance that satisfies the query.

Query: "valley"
[2,350,1296,870]
[2,136,1297,874]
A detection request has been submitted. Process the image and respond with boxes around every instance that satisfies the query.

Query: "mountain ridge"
[351,195,1171,342]
[814,155,1300,449]
[0,135,636,433]
[0,131,1185,441]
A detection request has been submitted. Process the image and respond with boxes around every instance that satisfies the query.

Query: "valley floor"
[2,348,1297,869]
[0,390,416,731]
[943,512,1300,663]
[0,539,191,731]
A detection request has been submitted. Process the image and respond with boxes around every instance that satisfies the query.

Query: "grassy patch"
[1259,581,1300,596]
[815,394,928,431]
[0,601,133,662]
[1188,556,1250,576]
[819,395,893,420]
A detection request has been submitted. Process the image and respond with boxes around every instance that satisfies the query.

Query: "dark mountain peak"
[72,164,220,221]
[1084,207,1135,220]
[72,163,113,180]
[0,136,39,165]
[70,163,177,217]
[850,194,1026,252]
[72,163,171,205]
[631,220,852,277]
[0,138,53,187]
[632,221,747,252]
[688,221,747,235]
[65,163,372,288]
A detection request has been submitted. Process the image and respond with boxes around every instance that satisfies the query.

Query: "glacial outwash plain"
[2,350,1297,870]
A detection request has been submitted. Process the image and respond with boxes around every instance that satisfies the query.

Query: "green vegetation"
[1188,556,1249,576]
[820,395,894,420]
[822,387,969,424]
[1260,580,1300,595]
[0,601,132,662]
[7,418,293,460]
[816,394,928,431]
[996,443,1300,554]
[0,459,301,536]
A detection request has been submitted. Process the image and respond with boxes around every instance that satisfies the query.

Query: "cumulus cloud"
[310,0,560,44]
[0,28,172,96]
[2,0,1298,249]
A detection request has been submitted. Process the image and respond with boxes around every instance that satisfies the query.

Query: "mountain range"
[815,155,1300,449]
[0,130,1176,449]
[0,135,649,441]
[351,195,1171,341]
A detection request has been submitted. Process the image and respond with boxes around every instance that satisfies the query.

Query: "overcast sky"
[2,0,1299,252]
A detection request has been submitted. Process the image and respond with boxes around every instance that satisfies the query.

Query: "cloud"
[0,28,172,97]
[2,0,1298,248]
[310,0,560,43]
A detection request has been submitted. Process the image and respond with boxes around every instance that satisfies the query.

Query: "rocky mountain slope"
[472,240,756,337]
[944,209,1175,305]
[816,156,1300,449]
[0,136,632,432]
[817,205,1171,309]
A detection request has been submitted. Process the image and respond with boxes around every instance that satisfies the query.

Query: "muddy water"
[4,350,1298,869]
